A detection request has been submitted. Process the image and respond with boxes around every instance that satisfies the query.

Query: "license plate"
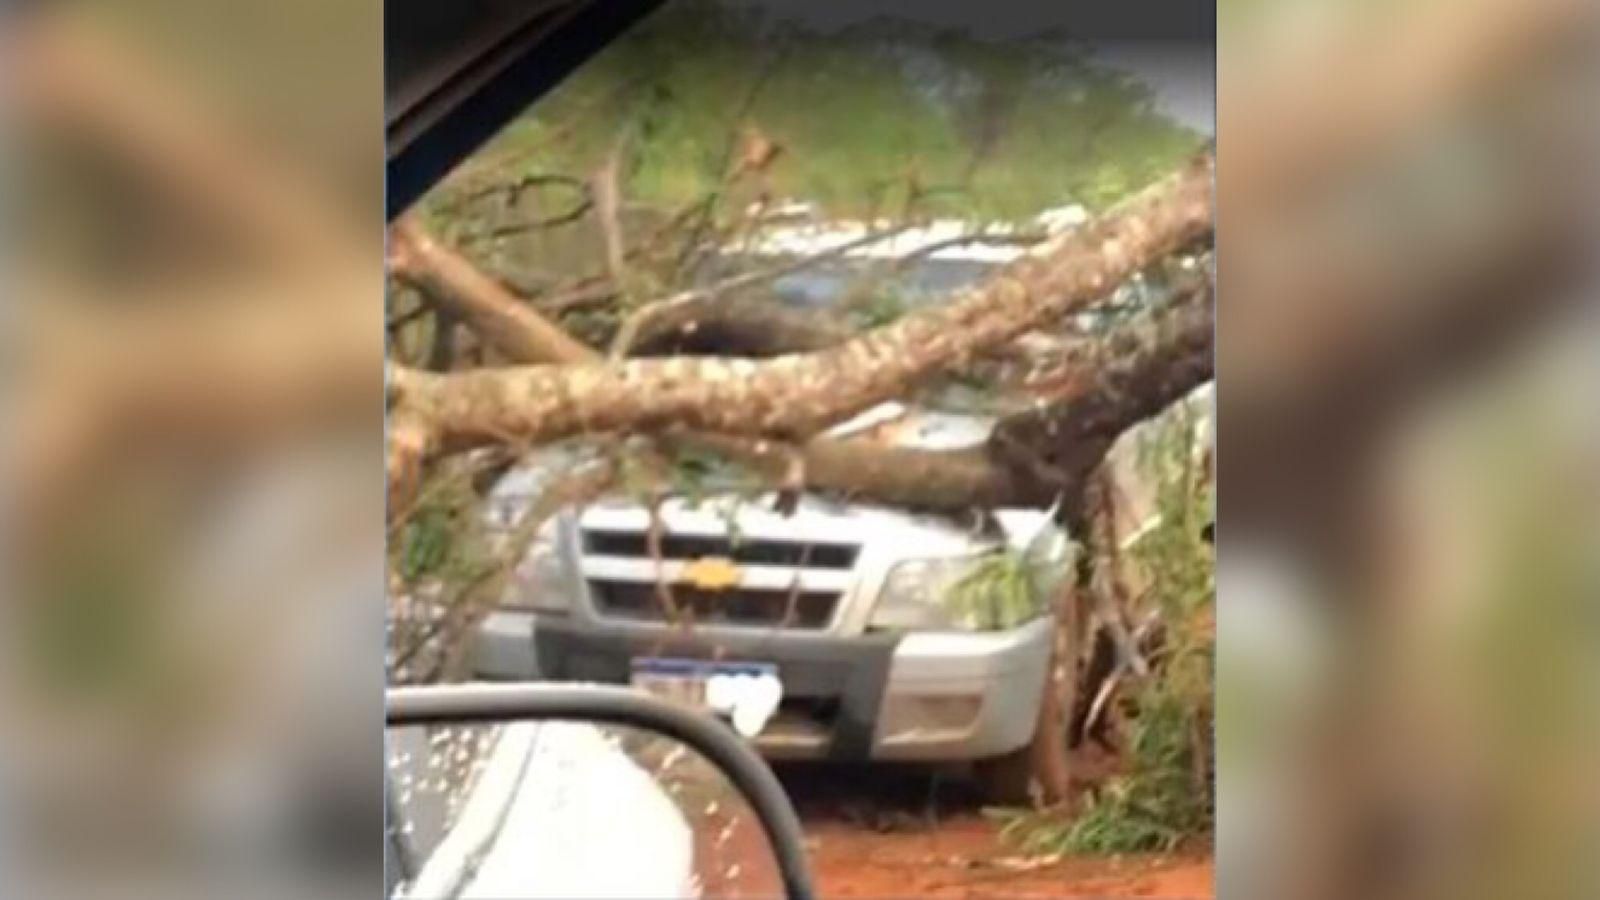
[630,657,779,710]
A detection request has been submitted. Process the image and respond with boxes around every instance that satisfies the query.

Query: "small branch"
[386,412,438,525]
[533,277,618,315]
[1087,466,1151,678]
[426,306,459,372]
[1080,610,1162,738]
[777,542,816,629]
[644,496,684,628]
[591,138,630,294]
[672,46,792,277]
[432,172,589,216]
[1083,669,1121,742]
[625,295,852,359]
[457,196,594,245]
[390,456,620,681]
[386,299,433,333]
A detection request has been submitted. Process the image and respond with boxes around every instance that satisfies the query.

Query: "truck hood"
[577,492,1051,556]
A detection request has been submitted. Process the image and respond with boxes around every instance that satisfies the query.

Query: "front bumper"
[870,617,1053,761]
[468,611,1053,762]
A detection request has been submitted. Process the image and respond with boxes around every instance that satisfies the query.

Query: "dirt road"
[806,815,1212,899]
[779,763,1214,899]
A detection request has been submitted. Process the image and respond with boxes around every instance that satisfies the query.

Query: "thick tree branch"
[388,216,597,365]
[725,279,1216,513]
[990,282,1215,488]
[390,151,1213,457]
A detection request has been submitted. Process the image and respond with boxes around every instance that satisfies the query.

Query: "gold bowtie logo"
[683,556,740,591]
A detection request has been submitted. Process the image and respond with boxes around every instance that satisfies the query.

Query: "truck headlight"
[871,535,1073,633]
[870,556,1019,632]
[501,522,575,613]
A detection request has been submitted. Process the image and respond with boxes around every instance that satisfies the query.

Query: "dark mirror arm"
[387,682,817,900]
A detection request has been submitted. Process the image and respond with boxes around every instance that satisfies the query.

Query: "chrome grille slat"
[581,529,858,569]
[578,525,859,629]
[588,581,838,629]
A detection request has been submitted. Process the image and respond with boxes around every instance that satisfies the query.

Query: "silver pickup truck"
[470,414,1071,770]
[460,223,1096,785]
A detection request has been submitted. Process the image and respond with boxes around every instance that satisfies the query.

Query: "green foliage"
[667,445,748,509]
[399,506,452,581]
[405,0,1207,364]
[1130,402,1215,695]
[27,536,163,699]
[946,550,1040,631]
[995,402,1215,854]
[852,287,911,329]
[1054,689,1210,853]
[393,471,494,586]
[617,448,660,506]
[429,0,1204,226]
[990,699,1204,850]
[23,507,243,713]
[667,446,717,508]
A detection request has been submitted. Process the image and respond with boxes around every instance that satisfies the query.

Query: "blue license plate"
[630,657,779,707]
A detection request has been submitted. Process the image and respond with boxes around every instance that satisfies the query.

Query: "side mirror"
[386,683,815,900]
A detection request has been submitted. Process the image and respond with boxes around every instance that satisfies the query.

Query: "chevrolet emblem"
[683,556,740,591]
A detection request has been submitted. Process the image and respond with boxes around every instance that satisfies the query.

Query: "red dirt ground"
[806,814,1213,899]
[779,761,1214,899]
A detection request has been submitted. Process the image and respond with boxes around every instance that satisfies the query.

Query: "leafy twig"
[671,44,792,278]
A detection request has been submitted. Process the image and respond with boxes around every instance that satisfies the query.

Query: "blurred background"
[2,2,384,898]
[0,1,1596,899]
[1217,0,1600,898]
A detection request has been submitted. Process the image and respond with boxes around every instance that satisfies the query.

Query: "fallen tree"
[386,155,1215,808]
[385,149,1214,516]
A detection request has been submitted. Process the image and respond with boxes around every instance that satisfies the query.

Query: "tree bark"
[386,212,1213,518]
[1029,579,1084,806]
[680,281,1213,514]
[627,294,853,358]
[989,281,1215,490]
[388,151,1213,456]
[388,216,596,365]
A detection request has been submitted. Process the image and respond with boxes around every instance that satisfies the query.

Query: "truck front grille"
[582,529,858,569]
[579,526,857,630]
[588,580,839,629]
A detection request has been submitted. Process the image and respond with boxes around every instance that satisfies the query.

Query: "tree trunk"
[385,212,1214,519]
[637,279,1214,520]
[1029,578,1083,806]
[388,151,1213,456]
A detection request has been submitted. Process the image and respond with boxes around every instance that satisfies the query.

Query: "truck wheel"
[974,747,1035,805]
